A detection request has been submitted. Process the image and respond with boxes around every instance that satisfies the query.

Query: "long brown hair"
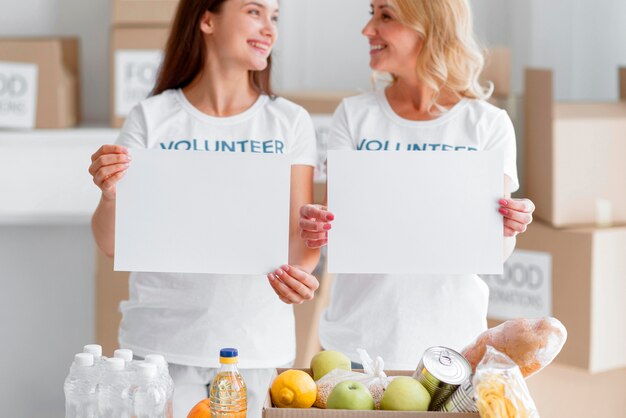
[152,0,274,96]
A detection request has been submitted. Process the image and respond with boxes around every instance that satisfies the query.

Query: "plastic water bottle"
[209,348,247,418]
[83,344,105,364]
[130,363,167,418]
[144,354,174,418]
[64,353,98,418]
[98,357,131,418]
[114,348,134,369]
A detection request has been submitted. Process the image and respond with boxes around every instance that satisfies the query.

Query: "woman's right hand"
[299,204,334,248]
[88,145,131,201]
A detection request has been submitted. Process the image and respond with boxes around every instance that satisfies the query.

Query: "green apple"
[380,376,430,411]
[310,350,351,381]
[327,380,375,410]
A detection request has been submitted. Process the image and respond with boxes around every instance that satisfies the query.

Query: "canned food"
[438,377,478,413]
[413,346,472,411]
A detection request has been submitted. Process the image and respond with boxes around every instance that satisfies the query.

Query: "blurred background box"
[524,68,626,227]
[481,47,512,99]
[489,220,626,373]
[113,0,179,25]
[527,363,626,418]
[279,90,358,115]
[0,37,80,129]
[110,25,169,128]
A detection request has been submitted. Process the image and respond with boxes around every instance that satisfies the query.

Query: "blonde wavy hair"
[384,0,493,111]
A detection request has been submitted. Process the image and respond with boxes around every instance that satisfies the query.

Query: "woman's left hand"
[267,265,319,305]
[499,198,535,237]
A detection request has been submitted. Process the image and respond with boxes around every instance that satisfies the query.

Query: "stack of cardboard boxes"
[96,0,178,355]
[483,68,626,418]
[110,0,176,127]
[0,37,80,129]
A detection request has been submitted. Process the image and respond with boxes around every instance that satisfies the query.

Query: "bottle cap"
[145,354,166,366]
[137,362,157,378]
[219,348,238,358]
[114,349,133,362]
[105,357,125,371]
[219,348,239,364]
[83,344,102,358]
[74,353,94,367]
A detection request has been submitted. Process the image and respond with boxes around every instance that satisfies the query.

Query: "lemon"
[270,370,317,408]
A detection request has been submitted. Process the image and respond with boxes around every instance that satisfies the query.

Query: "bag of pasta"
[314,349,390,409]
[473,346,540,418]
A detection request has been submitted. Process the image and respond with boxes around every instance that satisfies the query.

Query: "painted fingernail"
[499,199,508,206]
[323,224,332,230]
[499,208,508,215]
[327,214,335,221]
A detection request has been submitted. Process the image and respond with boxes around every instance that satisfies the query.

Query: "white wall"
[2,0,624,124]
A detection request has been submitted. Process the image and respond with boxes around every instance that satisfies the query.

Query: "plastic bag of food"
[473,346,540,418]
[462,317,567,378]
[314,349,390,409]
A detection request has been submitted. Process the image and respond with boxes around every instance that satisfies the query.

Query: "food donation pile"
[269,317,567,417]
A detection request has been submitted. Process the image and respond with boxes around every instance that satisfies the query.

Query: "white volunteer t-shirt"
[319,89,518,370]
[115,89,317,368]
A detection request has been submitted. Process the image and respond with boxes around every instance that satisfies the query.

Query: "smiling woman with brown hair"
[88,1,321,416]
[298,0,535,370]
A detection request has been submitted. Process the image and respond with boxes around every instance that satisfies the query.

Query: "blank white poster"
[327,151,503,275]
[114,149,290,275]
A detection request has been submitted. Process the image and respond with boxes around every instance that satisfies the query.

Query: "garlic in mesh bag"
[314,349,391,409]
[473,346,540,418]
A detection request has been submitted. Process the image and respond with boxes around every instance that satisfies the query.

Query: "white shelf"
[0,125,119,225]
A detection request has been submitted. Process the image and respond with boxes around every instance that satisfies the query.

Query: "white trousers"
[169,363,280,418]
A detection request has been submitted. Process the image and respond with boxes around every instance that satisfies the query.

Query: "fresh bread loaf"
[462,317,567,378]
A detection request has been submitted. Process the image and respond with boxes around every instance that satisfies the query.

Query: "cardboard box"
[110,25,169,128]
[481,48,511,99]
[526,363,626,418]
[0,37,80,128]
[524,68,626,227]
[113,0,179,25]
[279,91,359,115]
[263,369,479,417]
[96,250,130,355]
[488,220,626,373]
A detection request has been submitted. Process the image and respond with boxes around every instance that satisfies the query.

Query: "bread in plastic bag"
[473,346,540,418]
[462,317,567,378]
[314,349,390,409]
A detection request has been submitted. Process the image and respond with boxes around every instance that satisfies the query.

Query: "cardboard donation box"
[110,26,169,128]
[524,68,626,227]
[481,48,511,100]
[0,37,80,129]
[280,91,358,115]
[113,0,179,25]
[263,369,479,418]
[496,220,626,373]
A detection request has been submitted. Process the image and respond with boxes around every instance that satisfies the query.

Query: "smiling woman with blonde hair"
[297,0,536,370]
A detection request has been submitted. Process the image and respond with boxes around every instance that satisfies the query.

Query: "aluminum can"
[413,346,472,411]
[438,377,478,412]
